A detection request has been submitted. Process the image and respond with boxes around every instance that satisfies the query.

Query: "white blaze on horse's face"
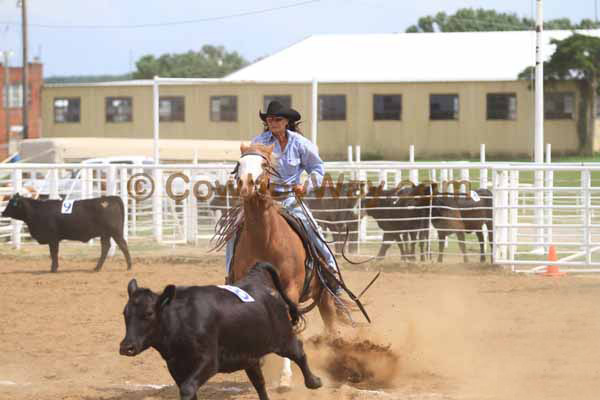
[237,154,265,197]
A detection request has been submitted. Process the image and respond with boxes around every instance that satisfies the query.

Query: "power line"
[0,0,321,30]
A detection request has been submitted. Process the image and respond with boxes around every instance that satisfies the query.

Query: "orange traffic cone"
[543,245,565,277]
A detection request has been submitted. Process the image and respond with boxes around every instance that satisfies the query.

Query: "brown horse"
[227,143,345,388]
[412,182,494,263]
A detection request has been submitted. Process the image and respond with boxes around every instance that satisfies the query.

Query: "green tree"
[132,45,248,79]
[519,34,600,154]
[406,8,600,32]
[547,34,600,154]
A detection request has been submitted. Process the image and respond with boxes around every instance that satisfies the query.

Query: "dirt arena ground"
[1,247,600,400]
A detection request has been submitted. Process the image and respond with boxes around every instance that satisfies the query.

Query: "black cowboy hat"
[259,100,301,122]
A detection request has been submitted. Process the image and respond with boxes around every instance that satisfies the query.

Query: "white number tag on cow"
[61,200,75,214]
[470,191,480,202]
[217,285,255,303]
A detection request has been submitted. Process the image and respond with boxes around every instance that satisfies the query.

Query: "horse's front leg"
[278,284,300,391]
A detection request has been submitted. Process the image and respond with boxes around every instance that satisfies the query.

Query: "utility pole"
[21,0,28,140]
[3,51,12,154]
[534,0,545,252]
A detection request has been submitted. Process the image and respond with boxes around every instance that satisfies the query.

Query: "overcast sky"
[0,0,595,77]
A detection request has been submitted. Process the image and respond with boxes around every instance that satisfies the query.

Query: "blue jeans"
[225,195,338,275]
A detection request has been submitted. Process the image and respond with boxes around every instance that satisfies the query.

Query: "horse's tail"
[254,262,302,327]
[330,291,363,327]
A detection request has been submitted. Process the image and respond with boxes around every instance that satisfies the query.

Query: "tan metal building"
[41,30,600,160]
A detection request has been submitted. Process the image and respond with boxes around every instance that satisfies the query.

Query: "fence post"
[409,145,418,184]
[355,144,366,254]
[394,169,402,188]
[492,169,509,265]
[131,167,141,236]
[120,167,129,241]
[49,168,59,200]
[106,165,118,256]
[500,170,510,263]
[440,169,448,187]
[187,169,198,245]
[378,170,386,189]
[153,168,163,243]
[107,165,117,196]
[460,168,469,194]
[534,166,544,253]
[582,170,591,265]
[545,144,553,252]
[355,145,366,182]
[81,168,89,199]
[509,170,519,263]
[480,144,488,189]
[11,169,22,249]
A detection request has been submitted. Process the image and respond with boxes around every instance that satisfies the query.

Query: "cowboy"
[225,100,341,293]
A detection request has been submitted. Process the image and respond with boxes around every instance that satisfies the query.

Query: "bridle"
[231,151,283,193]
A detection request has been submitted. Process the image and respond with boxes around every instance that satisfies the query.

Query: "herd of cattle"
[0,179,494,273]
[209,181,494,264]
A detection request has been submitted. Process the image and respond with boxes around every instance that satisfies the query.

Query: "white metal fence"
[1,161,598,273]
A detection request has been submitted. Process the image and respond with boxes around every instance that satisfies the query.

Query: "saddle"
[227,207,338,303]
[278,208,336,302]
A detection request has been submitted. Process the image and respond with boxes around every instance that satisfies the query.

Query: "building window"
[54,98,81,123]
[430,94,459,120]
[487,93,517,120]
[159,96,185,122]
[545,92,574,119]
[373,94,402,120]
[263,95,291,112]
[106,97,133,123]
[210,96,237,121]
[319,95,346,120]
[3,84,31,108]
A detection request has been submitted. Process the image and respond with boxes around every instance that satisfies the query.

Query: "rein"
[294,193,377,324]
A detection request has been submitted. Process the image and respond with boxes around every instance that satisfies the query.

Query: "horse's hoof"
[305,376,322,389]
[276,384,292,393]
[277,375,292,392]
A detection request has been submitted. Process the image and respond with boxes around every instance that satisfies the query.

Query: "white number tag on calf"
[217,285,255,302]
[470,191,480,202]
[61,200,74,214]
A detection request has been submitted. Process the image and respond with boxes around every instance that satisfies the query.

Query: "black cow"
[1,193,132,272]
[119,262,322,400]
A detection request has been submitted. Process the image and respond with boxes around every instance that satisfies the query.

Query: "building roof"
[43,78,221,88]
[225,30,600,83]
